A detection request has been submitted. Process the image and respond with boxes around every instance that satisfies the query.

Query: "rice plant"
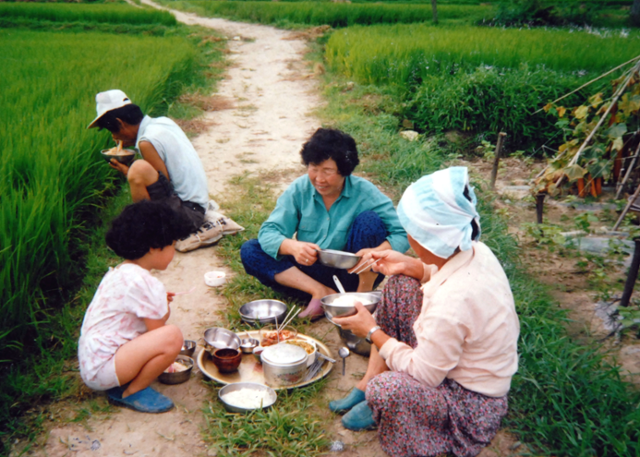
[162,1,493,27]
[0,29,196,357]
[0,3,176,26]
[325,24,640,86]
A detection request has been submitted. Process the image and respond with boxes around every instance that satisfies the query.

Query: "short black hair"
[96,104,144,133]
[300,128,360,176]
[106,200,193,260]
[462,185,480,241]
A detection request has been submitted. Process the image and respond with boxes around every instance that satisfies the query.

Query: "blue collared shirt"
[258,174,410,260]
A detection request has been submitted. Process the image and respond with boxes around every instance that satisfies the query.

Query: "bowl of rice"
[321,291,381,321]
[218,382,277,413]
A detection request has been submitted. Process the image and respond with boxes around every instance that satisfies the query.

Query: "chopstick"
[173,286,196,296]
[351,258,382,275]
[279,306,301,331]
[277,305,297,333]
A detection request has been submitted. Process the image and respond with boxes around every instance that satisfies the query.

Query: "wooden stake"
[619,239,640,308]
[490,132,507,190]
[536,193,546,224]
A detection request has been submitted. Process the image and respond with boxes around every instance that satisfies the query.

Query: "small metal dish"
[203,327,241,351]
[180,340,196,357]
[100,148,136,166]
[239,299,288,325]
[218,382,277,413]
[240,337,259,354]
[317,249,361,269]
[158,355,193,384]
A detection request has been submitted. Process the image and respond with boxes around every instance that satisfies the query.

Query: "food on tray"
[165,361,190,373]
[104,141,133,156]
[286,339,314,355]
[331,295,372,307]
[261,329,296,347]
[221,388,273,409]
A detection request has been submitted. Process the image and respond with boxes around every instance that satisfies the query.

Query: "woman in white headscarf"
[331,167,520,457]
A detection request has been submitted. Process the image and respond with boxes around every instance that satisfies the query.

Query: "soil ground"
[13,5,639,457]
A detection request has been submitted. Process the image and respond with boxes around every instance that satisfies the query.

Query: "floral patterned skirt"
[366,275,508,457]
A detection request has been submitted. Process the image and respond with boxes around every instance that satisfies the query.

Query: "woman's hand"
[333,302,377,338]
[366,250,416,277]
[281,239,321,266]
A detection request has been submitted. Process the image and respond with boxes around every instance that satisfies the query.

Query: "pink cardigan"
[378,242,520,397]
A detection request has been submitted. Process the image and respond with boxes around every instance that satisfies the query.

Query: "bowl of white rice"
[218,382,277,413]
[321,291,381,320]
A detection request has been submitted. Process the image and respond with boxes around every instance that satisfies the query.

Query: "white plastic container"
[204,271,226,287]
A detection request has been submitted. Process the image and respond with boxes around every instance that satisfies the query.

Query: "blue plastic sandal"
[107,386,174,413]
[329,388,366,413]
[341,401,376,431]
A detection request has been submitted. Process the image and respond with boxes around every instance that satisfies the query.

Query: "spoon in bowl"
[333,275,346,294]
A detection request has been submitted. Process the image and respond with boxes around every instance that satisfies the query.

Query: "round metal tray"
[197,331,333,390]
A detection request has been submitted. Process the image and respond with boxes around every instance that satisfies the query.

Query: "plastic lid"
[261,343,306,365]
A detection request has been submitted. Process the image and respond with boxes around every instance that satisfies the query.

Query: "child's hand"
[167,292,176,303]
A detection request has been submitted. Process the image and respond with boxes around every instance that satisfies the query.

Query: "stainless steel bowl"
[240,338,259,354]
[203,328,241,351]
[218,382,277,413]
[100,148,136,166]
[180,340,196,357]
[338,327,371,357]
[158,355,194,384]
[239,299,288,325]
[321,291,382,320]
[317,249,361,269]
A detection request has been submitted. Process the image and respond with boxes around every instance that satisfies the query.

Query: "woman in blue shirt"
[241,128,409,319]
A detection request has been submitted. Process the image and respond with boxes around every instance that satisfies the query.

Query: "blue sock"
[329,387,366,413]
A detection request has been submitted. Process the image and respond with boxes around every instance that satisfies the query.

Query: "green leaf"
[563,164,587,182]
[573,105,589,120]
[606,123,627,140]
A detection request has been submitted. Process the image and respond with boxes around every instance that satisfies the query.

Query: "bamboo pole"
[613,181,640,231]
[616,140,640,200]
[533,54,640,115]
[490,132,507,190]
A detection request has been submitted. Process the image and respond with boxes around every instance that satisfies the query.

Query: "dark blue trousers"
[240,211,387,301]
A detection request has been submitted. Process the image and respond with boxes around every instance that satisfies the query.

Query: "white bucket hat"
[87,89,132,129]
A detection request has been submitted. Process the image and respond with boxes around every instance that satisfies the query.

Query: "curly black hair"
[300,128,360,176]
[96,104,144,133]
[106,200,193,260]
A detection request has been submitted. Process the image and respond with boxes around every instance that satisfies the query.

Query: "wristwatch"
[366,325,381,344]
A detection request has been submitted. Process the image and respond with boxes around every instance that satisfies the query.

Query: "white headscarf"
[397,167,480,259]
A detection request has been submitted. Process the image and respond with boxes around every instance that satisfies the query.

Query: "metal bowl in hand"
[239,299,288,325]
[100,148,136,166]
[316,249,361,269]
[321,291,382,320]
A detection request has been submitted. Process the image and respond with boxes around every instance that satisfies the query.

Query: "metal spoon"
[338,346,350,376]
[333,275,346,294]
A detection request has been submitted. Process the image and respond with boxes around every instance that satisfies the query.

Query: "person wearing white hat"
[88,89,210,237]
[330,167,520,457]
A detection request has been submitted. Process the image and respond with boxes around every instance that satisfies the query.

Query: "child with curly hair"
[78,200,193,413]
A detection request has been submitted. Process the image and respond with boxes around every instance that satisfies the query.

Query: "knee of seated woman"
[161,324,184,352]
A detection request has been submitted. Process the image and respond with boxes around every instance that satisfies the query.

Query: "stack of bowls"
[239,299,288,325]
